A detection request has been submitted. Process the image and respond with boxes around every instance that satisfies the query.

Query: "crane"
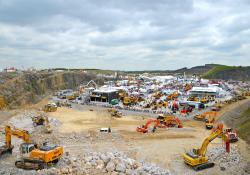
[183,123,229,171]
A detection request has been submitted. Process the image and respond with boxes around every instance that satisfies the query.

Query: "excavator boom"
[0,125,30,157]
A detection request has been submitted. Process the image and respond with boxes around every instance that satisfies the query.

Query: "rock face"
[0,151,171,175]
[0,71,105,108]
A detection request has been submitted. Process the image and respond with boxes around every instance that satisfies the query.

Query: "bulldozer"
[0,125,63,170]
[108,108,122,118]
[32,113,52,133]
[183,123,229,171]
[43,103,57,112]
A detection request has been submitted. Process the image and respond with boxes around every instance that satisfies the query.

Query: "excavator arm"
[5,125,30,148]
[198,124,223,156]
[1,125,30,156]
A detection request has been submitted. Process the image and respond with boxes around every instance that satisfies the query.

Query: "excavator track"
[15,160,44,170]
[194,162,214,171]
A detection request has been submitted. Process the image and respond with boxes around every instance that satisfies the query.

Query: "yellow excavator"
[32,113,52,133]
[0,125,63,170]
[183,123,228,171]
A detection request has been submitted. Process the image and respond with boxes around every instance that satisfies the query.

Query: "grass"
[236,108,250,144]
[202,64,247,78]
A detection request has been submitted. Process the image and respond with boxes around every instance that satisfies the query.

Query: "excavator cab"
[20,143,36,154]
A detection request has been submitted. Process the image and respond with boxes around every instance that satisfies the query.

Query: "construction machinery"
[43,103,57,112]
[32,113,52,133]
[157,115,183,128]
[194,111,217,121]
[0,95,6,109]
[167,92,179,100]
[183,123,229,171]
[200,97,209,104]
[205,115,215,130]
[15,142,63,170]
[136,119,160,133]
[0,125,30,156]
[224,128,238,143]
[0,125,63,170]
[108,108,122,118]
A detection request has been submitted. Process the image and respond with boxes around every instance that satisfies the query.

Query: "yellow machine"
[15,142,63,170]
[0,125,30,155]
[183,124,228,171]
[43,103,57,112]
[200,97,209,104]
[108,108,122,118]
[0,96,6,109]
[32,114,52,133]
[167,92,179,100]
[194,111,217,121]
[0,125,63,170]
[205,115,215,130]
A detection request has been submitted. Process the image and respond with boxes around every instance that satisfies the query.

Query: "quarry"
[0,70,250,175]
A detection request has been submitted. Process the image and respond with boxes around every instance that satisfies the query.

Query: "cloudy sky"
[0,0,250,70]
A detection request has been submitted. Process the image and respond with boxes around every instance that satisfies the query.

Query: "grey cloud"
[0,0,249,70]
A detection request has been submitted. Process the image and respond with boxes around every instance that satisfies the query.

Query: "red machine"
[136,119,160,133]
[224,128,238,143]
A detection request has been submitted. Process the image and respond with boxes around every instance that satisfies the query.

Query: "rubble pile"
[38,151,170,175]
[207,145,249,174]
[0,151,171,175]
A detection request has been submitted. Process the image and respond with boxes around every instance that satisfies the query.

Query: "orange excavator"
[0,125,63,170]
[157,115,183,128]
[136,119,160,133]
[194,111,217,121]
[0,125,30,156]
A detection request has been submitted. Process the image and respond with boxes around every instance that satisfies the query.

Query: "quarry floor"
[0,98,250,175]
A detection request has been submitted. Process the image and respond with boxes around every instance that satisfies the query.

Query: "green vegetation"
[202,64,249,79]
[237,108,250,144]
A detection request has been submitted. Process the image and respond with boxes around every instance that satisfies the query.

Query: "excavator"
[194,111,217,121]
[0,125,63,170]
[136,119,160,133]
[183,123,229,171]
[157,115,183,128]
[32,113,52,133]
[167,92,179,100]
